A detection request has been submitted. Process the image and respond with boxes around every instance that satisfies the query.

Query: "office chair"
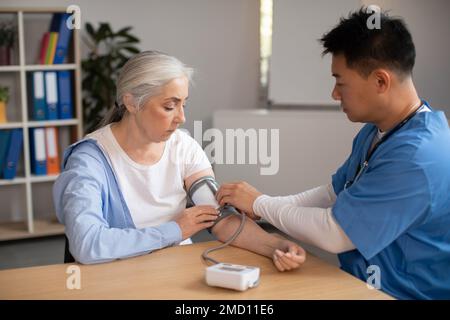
[64,235,76,263]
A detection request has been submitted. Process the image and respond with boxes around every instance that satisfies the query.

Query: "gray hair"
[99,50,193,127]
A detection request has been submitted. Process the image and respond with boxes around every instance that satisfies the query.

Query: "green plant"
[82,22,140,133]
[0,86,9,103]
[0,21,16,48]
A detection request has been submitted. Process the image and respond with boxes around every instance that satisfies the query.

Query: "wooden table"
[0,240,393,299]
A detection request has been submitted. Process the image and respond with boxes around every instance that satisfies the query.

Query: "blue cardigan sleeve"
[53,147,182,264]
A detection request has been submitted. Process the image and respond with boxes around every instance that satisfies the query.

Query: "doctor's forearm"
[269,183,337,208]
[253,196,355,254]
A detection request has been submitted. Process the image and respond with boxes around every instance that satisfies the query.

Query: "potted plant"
[0,86,9,123]
[0,21,16,65]
[82,22,140,133]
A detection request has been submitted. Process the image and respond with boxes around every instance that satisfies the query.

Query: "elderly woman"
[53,51,305,271]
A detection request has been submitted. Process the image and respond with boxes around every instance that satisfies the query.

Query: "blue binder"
[3,129,23,180]
[30,128,47,175]
[45,72,58,120]
[57,71,73,119]
[0,130,11,178]
[51,13,73,64]
[30,72,47,121]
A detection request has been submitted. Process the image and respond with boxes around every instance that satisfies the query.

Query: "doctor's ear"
[371,69,391,93]
[123,93,138,114]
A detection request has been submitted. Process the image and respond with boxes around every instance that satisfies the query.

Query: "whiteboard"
[268,0,450,117]
[268,0,361,106]
[361,0,450,115]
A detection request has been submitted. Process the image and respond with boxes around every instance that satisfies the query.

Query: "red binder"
[45,127,60,175]
[39,32,50,65]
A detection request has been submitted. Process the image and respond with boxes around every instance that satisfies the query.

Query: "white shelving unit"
[0,8,82,241]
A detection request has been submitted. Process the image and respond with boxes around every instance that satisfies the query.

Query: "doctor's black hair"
[320,7,416,79]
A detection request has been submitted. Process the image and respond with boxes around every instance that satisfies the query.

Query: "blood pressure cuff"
[186,175,242,234]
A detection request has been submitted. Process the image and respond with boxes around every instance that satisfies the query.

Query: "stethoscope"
[344,101,426,190]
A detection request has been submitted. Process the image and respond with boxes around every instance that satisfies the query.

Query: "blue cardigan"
[53,139,182,264]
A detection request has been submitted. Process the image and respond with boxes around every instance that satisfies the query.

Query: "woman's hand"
[216,181,263,220]
[272,240,306,272]
[175,205,219,240]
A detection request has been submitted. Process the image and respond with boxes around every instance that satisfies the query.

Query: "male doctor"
[216,8,450,299]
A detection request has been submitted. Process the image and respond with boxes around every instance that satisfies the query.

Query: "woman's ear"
[371,69,391,94]
[123,93,138,114]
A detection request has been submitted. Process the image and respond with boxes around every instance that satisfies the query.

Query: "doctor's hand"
[272,240,306,272]
[216,181,263,220]
[175,206,219,240]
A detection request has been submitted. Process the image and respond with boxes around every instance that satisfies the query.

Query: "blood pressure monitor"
[205,263,260,291]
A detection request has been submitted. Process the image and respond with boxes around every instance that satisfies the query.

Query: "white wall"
[269,0,450,116]
[362,0,450,114]
[1,0,260,133]
[269,0,360,105]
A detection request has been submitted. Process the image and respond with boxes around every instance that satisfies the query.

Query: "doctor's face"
[134,76,188,143]
[331,54,379,123]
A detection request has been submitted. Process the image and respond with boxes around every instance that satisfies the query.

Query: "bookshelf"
[0,8,82,241]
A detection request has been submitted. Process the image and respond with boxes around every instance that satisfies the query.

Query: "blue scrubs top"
[332,102,450,299]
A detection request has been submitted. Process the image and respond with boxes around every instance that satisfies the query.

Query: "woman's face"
[134,76,188,143]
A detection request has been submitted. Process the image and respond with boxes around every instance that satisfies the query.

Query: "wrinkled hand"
[175,205,219,240]
[272,240,306,272]
[216,181,263,220]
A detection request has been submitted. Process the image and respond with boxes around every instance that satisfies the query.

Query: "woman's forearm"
[211,214,286,258]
